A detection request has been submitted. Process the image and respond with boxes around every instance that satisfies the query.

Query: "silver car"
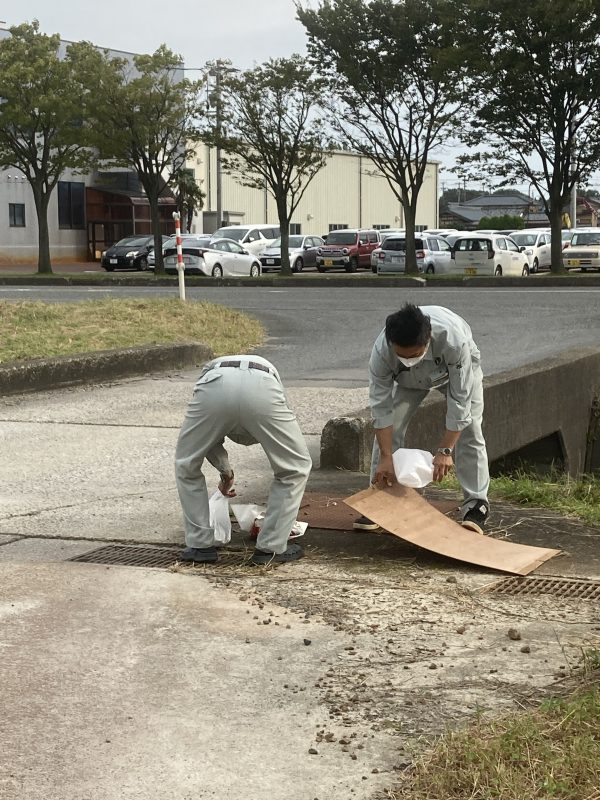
[376,234,453,275]
[163,236,262,277]
[260,235,325,272]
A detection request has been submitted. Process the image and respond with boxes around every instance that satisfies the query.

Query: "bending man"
[175,355,311,565]
[354,304,490,533]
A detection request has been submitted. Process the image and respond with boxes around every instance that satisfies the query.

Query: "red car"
[316,229,381,272]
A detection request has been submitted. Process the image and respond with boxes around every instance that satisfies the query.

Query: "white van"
[510,229,552,272]
[451,233,531,276]
[210,224,280,256]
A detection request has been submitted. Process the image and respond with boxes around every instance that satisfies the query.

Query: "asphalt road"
[1,284,598,386]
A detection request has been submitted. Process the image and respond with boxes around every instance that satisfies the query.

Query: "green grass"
[391,667,600,800]
[441,470,600,526]
[0,299,265,363]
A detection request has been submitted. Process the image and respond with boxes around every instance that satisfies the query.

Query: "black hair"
[385,303,432,347]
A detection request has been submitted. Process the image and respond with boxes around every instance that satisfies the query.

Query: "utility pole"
[215,61,223,231]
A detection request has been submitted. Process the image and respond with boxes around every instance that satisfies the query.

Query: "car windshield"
[511,234,537,246]
[115,236,149,247]
[270,236,304,248]
[213,227,248,242]
[326,231,357,245]
[571,232,600,245]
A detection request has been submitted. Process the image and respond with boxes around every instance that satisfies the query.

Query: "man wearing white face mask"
[354,303,490,534]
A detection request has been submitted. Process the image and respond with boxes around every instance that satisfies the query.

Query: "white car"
[451,233,530,276]
[375,234,453,275]
[509,229,552,273]
[210,224,280,256]
[147,234,197,269]
[563,227,600,271]
[260,235,325,272]
[163,237,262,277]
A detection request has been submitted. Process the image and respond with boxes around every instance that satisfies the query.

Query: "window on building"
[415,225,428,232]
[9,203,25,227]
[373,224,390,230]
[290,223,302,235]
[329,223,348,231]
[58,181,85,229]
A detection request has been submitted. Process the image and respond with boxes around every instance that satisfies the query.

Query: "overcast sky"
[2,0,309,69]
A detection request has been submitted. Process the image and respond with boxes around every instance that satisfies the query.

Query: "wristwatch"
[437,447,454,456]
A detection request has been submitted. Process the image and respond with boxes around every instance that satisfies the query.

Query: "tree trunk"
[149,195,165,275]
[403,201,418,275]
[277,194,292,276]
[548,198,567,274]
[32,186,52,274]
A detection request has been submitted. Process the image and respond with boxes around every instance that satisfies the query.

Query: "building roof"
[462,193,531,208]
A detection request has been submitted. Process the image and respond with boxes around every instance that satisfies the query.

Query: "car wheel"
[250,263,261,277]
[211,264,223,278]
[293,257,303,273]
[316,264,325,273]
[582,267,588,272]
[522,264,530,276]
[138,257,148,271]
[345,257,358,273]
[532,258,539,273]
[104,265,115,272]
[494,266,502,276]
[425,264,435,274]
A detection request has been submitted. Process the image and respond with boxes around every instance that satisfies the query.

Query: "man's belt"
[209,360,272,374]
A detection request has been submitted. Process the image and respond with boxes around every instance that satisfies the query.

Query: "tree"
[92,45,204,274]
[297,0,466,274]
[453,0,600,272]
[0,22,104,273]
[170,168,205,233]
[478,214,524,230]
[207,55,329,276]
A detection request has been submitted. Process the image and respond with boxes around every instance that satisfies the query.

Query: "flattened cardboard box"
[345,484,560,575]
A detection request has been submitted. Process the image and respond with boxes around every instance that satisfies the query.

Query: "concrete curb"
[0,342,213,396]
[1,274,600,288]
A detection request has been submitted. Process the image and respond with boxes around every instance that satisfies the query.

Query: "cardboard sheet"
[344,484,560,576]
[299,492,457,531]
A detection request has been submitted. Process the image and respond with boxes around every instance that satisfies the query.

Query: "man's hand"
[373,454,395,487]
[432,453,453,483]
[218,470,236,497]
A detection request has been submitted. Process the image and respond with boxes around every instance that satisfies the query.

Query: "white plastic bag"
[231,503,266,532]
[209,490,232,544]
[392,448,434,488]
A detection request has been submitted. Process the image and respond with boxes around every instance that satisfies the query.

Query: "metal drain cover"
[69,545,255,570]
[484,575,600,600]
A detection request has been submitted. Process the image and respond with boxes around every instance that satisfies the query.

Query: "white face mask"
[397,343,429,368]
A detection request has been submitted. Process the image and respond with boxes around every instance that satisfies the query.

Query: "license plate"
[568,259,580,266]
[465,267,477,275]
[266,259,275,265]
[110,258,118,264]
[392,256,404,263]
[324,259,333,267]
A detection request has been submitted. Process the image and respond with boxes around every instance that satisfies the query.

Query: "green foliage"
[297,0,465,274]
[0,22,108,273]
[477,215,524,230]
[453,0,600,273]
[209,55,329,275]
[90,45,205,273]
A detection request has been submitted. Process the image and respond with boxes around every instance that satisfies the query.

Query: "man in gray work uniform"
[175,355,312,565]
[354,303,490,533]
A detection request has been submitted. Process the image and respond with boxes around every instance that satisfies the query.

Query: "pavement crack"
[0,418,179,429]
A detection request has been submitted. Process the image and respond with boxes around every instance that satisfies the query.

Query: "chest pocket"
[396,359,449,390]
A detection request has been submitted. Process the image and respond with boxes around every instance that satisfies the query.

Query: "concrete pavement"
[1,370,599,800]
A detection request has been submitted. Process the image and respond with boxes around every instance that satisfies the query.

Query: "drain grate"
[484,575,600,600]
[69,545,257,570]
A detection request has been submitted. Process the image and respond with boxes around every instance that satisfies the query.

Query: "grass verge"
[441,470,600,527]
[0,299,265,363]
[391,659,600,800]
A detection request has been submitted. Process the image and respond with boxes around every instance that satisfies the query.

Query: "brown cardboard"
[344,484,560,576]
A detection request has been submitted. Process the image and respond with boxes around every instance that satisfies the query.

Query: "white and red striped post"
[172,212,186,302]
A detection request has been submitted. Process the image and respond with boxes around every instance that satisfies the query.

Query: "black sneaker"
[179,546,218,563]
[251,544,304,565]
[461,502,489,535]
[353,515,381,531]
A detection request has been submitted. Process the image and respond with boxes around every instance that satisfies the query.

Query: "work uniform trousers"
[370,365,490,515]
[175,364,312,554]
